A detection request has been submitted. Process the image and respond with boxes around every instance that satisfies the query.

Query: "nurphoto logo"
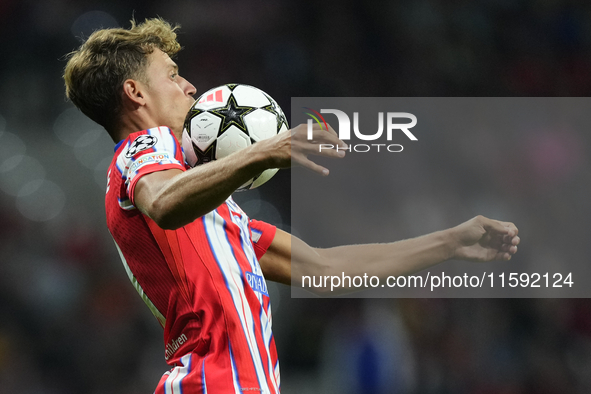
[304,107,418,153]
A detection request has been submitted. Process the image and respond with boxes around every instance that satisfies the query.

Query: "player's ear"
[122,79,147,106]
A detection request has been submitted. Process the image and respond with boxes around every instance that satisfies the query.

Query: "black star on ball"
[210,94,255,135]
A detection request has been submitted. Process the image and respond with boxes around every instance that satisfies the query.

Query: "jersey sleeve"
[249,219,277,260]
[116,127,185,208]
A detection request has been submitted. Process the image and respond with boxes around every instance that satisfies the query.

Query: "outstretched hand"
[259,122,348,176]
[450,215,520,262]
[290,123,348,175]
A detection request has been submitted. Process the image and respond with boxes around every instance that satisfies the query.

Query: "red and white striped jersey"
[106,126,280,393]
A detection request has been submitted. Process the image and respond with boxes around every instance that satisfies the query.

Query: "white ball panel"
[189,112,222,151]
[237,178,255,191]
[244,109,278,141]
[216,126,251,159]
[250,168,279,189]
[233,85,270,107]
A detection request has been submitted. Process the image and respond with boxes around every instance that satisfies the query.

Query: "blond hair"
[63,18,182,137]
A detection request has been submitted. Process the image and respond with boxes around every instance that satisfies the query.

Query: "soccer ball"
[182,83,289,190]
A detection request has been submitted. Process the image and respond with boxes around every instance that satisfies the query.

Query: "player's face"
[143,48,196,138]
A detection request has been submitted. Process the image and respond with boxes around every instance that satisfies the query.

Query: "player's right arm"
[134,123,345,229]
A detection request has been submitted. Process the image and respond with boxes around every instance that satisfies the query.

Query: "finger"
[512,236,520,245]
[298,141,347,159]
[313,124,347,147]
[314,132,348,149]
[497,250,513,260]
[501,243,517,252]
[501,221,518,236]
[295,155,330,176]
[481,217,520,238]
[316,145,347,158]
[326,123,339,137]
[500,242,518,253]
[502,234,520,245]
[480,216,510,235]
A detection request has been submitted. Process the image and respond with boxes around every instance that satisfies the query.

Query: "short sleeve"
[249,219,277,260]
[115,127,185,207]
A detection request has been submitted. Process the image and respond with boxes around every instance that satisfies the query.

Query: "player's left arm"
[259,215,520,290]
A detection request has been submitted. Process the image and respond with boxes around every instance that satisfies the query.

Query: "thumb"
[480,216,509,235]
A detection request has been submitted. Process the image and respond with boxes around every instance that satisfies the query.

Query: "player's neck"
[116,111,156,143]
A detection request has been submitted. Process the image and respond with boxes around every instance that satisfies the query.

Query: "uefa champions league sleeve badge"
[125,135,158,158]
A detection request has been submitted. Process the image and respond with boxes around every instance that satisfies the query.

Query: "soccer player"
[63,18,519,394]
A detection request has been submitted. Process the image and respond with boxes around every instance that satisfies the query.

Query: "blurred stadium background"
[1,0,591,393]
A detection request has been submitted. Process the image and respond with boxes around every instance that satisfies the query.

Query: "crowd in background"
[1,0,591,393]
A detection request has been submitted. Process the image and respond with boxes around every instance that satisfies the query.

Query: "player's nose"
[182,77,197,97]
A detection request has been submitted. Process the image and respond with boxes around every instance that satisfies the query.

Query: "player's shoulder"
[110,126,183,177]
[117,126,177,156]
